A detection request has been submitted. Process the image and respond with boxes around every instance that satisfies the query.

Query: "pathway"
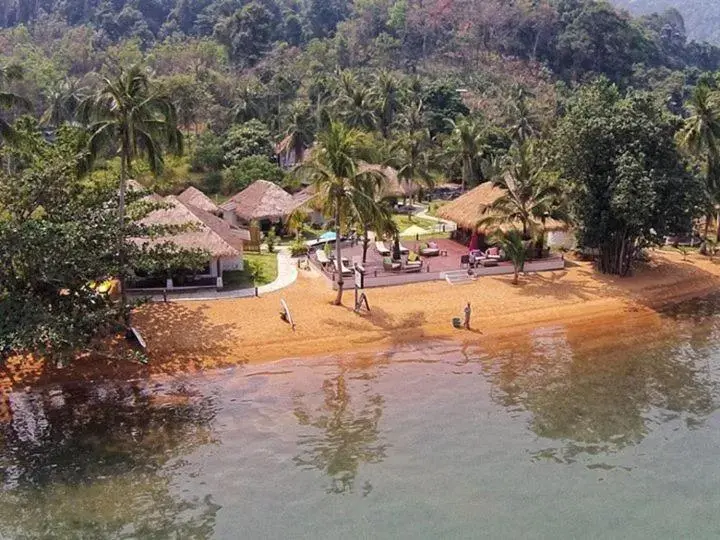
[141,247,298,303]
[414,203,457,232]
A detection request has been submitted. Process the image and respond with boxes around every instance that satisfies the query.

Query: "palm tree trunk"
[513,267,519,285]
[362,222,370,264]
[334,199,344,305]
[118,144,129,328]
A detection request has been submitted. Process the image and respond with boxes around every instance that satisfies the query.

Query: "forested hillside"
[611,0,720,44]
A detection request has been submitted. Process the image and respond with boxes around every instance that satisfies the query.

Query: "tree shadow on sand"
[133,302,243,374]
[320,306,428,348]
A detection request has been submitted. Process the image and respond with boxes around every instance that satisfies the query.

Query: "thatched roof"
[177,186,220,214]
[137,196,248,258]
[437,182,567,232]
[221,180,295,222]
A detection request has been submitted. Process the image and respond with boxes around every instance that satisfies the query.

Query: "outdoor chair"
[383,257,402,272]
[420,242,440,257]
[376,241,391,256]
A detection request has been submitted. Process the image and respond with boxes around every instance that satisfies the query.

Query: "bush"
[202,171,223,194]
[223,120,274,166]
[190,132,224,172]
[265,229,277,253]
[290,240,309,257]
[222,155,285,194]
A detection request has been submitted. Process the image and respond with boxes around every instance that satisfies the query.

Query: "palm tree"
[79,65,183,324]
[297,122,387,305]
[41,78,85,128]
[391,100,434,204]
[493,229,527,285]
[677,84,720,241]
[447,116,485,191]
[371,70,400,138]
[506,85,537,144]
[0,63,31,144]
[283,101,315,165]
[479,142,567,251]
[336,71,376,131]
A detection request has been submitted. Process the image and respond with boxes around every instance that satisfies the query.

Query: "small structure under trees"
[220,179,297,230]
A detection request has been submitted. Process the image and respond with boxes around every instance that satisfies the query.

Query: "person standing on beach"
[464,302,472,330]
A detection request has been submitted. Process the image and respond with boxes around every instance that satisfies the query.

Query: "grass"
[392,213,437,232]
[223,252,279,290]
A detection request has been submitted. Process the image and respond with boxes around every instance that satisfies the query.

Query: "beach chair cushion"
[408,252,419,262]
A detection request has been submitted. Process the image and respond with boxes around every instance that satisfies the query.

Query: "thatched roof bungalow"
[221,180,296,227]
[358,164,420,200]
[437,182,567,233]
[136,196,251,281]
[177,186,220,215]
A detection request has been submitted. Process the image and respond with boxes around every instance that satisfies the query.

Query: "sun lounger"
[334,259,354,276]
[376,241,391,256]
[404,260,423,273]
[316,250,330,267]
[398,243,410,254]
[420,242,440,257]
[383,257,402,271]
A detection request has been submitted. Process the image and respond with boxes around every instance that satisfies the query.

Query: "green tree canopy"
[554,80,703,275]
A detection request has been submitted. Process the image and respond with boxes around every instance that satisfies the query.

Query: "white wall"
[547,230,575,250]
[221,255,243,272]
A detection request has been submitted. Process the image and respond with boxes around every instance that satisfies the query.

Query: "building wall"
[547,230,575,250]
[220,255,243,272]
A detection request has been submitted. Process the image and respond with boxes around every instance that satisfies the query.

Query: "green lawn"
[223,253,279,289]
[392,213,437,232]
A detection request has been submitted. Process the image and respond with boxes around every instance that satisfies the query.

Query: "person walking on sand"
[464,302,472,330]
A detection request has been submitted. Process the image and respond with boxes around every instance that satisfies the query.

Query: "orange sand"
[3,250,720,395]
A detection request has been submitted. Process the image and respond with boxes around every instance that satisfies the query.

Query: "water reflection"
[293,359,387,495]
[485,324,719,462]
[0,380,220,538]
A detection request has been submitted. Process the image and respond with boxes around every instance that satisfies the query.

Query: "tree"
[0,63,31,144]
[283,101,315,164]
[371,70,400,138]
[447,116,486,191]
[554,80,703,276]
[676,84,720,241]
[389,100,434,203]
[492,229,527,285]
[297,122,387,305]
[79,65,183,325]
[479,142,567,251]
[335,71,377,132]
[40,78,85,128]
[223,119,273,166]
[222,155,285,194]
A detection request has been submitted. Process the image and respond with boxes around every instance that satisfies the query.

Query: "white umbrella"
[401,224,429,237]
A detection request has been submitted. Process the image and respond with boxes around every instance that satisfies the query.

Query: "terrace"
[309,237,565,288]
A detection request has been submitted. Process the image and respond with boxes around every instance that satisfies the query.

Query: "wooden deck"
[310,238,565,289]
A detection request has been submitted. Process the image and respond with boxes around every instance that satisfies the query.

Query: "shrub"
[290,240,309,257]
[265,229,277,253]
[190,132,224,172]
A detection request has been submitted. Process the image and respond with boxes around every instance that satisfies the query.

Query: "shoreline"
[3,250,720,393]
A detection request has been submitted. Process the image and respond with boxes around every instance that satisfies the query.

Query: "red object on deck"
[468,231,479,251]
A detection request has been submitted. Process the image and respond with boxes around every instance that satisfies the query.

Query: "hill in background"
[612,0,720,44]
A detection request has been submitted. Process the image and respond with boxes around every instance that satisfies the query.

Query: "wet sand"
[3,250,720,394]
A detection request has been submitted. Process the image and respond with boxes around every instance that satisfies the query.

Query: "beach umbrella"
[401,224,429,237]
[469,230,479,251]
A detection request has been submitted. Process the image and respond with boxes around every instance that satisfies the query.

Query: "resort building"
[221,179,298,230]
[437,182,573,249]
[177,186,221,215]
[135,195,251,288]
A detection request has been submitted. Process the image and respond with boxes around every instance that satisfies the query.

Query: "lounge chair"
[404,252,423,273]
[334,259,354,276]
[382,257,402,272]
[420,241,440,257]
[398,243,410,255]
[316,250,330,268]
[376,241,391,256]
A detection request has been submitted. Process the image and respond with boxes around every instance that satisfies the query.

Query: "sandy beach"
[3,250,720,394]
